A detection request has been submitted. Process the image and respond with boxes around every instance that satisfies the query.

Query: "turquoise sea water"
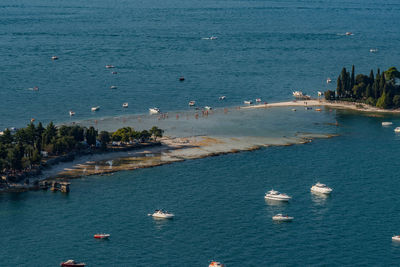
[2,0,400,266]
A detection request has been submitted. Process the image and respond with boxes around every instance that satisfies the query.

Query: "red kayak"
[60,259,86,267]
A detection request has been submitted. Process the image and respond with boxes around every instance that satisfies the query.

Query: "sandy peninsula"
[242,99,400,113]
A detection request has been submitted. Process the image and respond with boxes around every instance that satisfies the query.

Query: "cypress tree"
[351,65,355,90]
[366,84,372,98]
[336,76,342,98]
[369,70,374,86]
[374,73,381,99]
[379,72,386,95]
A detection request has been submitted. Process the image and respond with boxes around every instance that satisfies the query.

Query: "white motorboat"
[204,106,212,110]
[188,101,196,106]
[110,85,117,89]
[91,106,100,112]
[69,110,75,116]
[244,100,252,105]
[122,103,128,108]
[51,56,58,60]
[264,190,291,201]
[105,64,115,68]
[345,32,353,36]
[149,107,160,114]
[311,182,333,194]
[209,261,225,267]
[293,91,311,99]
[370,48,378,53]
[382,122,393,126]
[148,210,174,219]
[326,78,332,84]
[256,98,262,103]
[392,235,400,242]
[272,214,294,222]
[394,127,400,133]
[219,96,226,100]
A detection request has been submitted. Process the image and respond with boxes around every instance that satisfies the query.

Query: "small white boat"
[69,110,75,116]
[382,122,393,126]
[311,182,333,194]
[148,210,174,219]
[244,100,253,105]
[272,214,294,222]
[202,36,218,40]
[91,106,100,112]
[122,103,128,108]
[204,106,212,110]
[209,261,225,267]
[326,78,332,84]
[345,32,353,36]
[219,96,226,100]
[188,101,196,106]
[51,56,58,60]
[264,190,291,201]
[256,98,262,103]
[370,48,378,53]
[392,235,400,242]
[110,85,117,89]
[395,127,400,133]
[149,107,160,114]
[105,65,115,68]
[291,108,296,112]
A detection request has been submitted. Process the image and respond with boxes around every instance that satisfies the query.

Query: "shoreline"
[46,133,336,181]
[241,99,400,114]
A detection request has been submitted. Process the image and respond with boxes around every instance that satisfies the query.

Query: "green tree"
[43,122,57,145]
[7,147,22,171]
[369,69,374,86]
[85,127,97,146]
[336,76,343,98]
[98,131,110,149]
[384,67,400,83]
[350,65,355,91]
[31,148,41,165]
[1,128,13,144]
[139,130,151,142]
[393,95,400,108]
[149,126,164,141]
[376,92,391,109]
[365,84,372,98]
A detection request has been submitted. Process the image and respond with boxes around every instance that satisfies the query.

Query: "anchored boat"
[311,182,333,194]
[60,260,86,267]
[148,209,174,219]
[272,214,294,222]
[264,190,291,201]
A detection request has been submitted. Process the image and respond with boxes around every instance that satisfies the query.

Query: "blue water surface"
[1,0,400,266]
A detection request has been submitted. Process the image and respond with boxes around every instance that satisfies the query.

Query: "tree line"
[325,66,400,109]
[0,122,163,173]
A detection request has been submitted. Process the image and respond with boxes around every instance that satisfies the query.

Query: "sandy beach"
[242,99,400,113]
